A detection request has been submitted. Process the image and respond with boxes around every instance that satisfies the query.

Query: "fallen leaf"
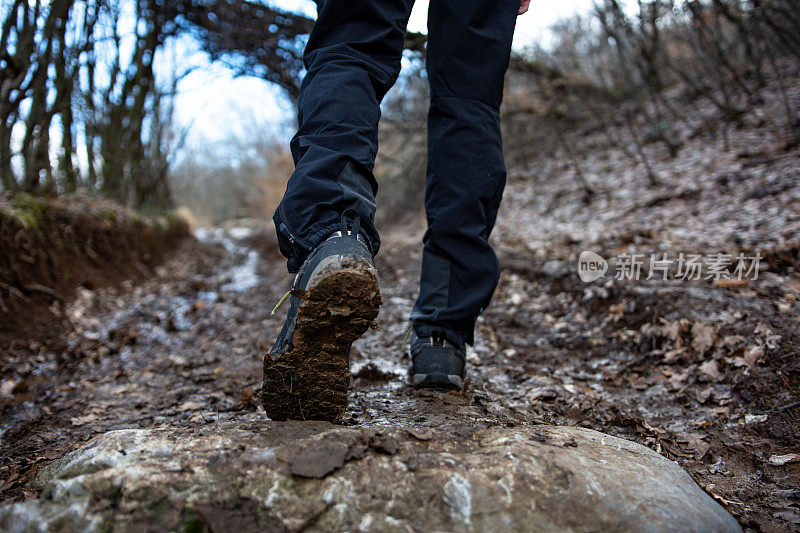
[240,386,254,405]
[692,322,717,355]
[712,279,748,288]
[696,387,713,404]
[628,375,649,390]
[667,366,693,387]
[676,432,711,460]
[406,427,435,441]
[70,414,100,426]
[699,360,723,382]
[754,323,772,335]
[744,345,764,367]
[0,379,18,397]
[664,347,688,363]
[660,318,690,345]
[721,335,745,349]
[607,301,626,322]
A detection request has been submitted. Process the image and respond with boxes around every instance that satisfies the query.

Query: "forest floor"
[2,82,799,531]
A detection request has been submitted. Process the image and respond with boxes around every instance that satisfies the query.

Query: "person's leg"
[274,0,416,272]
[410,0,519,347]
[263,0,415,422]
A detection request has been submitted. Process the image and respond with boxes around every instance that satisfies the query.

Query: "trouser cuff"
[412,323,473,348]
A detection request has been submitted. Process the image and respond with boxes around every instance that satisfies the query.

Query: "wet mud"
[3,87,800,530]
[1,217,796,530]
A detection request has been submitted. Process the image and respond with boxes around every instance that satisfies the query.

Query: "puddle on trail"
[141,226,266,334]
[194,227,261,292]
[59,227,268,354]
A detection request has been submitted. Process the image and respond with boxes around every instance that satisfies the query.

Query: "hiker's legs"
[410,0,518,346]
[274,0,415,272]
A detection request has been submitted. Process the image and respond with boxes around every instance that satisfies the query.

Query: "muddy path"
[3,87,800,530]
[1,211,797,530]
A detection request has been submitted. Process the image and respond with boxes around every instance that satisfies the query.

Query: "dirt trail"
[2,88,800,531]
[1,209,797,530]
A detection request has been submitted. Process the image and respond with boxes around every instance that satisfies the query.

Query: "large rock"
[0,420,740,532]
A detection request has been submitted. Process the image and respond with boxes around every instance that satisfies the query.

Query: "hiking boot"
[262,214,381,422]
[409,332,466,391]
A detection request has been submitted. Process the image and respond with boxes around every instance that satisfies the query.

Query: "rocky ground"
[1,77,799,531]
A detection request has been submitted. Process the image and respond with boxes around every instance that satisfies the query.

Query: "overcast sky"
[173,0,598,147]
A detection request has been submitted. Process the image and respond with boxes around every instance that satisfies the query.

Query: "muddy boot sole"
[261,262,381,423]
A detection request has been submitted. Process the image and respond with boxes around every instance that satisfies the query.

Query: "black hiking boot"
[409,333,466,391]
[262,214,381,423]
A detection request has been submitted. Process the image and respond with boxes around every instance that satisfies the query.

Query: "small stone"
[328,304,351,316]
[361,428,399,455]
[768,453,798,466]
[744,413,768,425]
[289,441,350,478]
[406,427,435,441]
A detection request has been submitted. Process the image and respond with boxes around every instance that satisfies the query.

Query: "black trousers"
[274,0,518,346]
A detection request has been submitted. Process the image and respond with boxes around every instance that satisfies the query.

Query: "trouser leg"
[410,0,518,346]
[274,0,415,272]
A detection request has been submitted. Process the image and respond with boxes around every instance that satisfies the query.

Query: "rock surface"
[0,420,740,532]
